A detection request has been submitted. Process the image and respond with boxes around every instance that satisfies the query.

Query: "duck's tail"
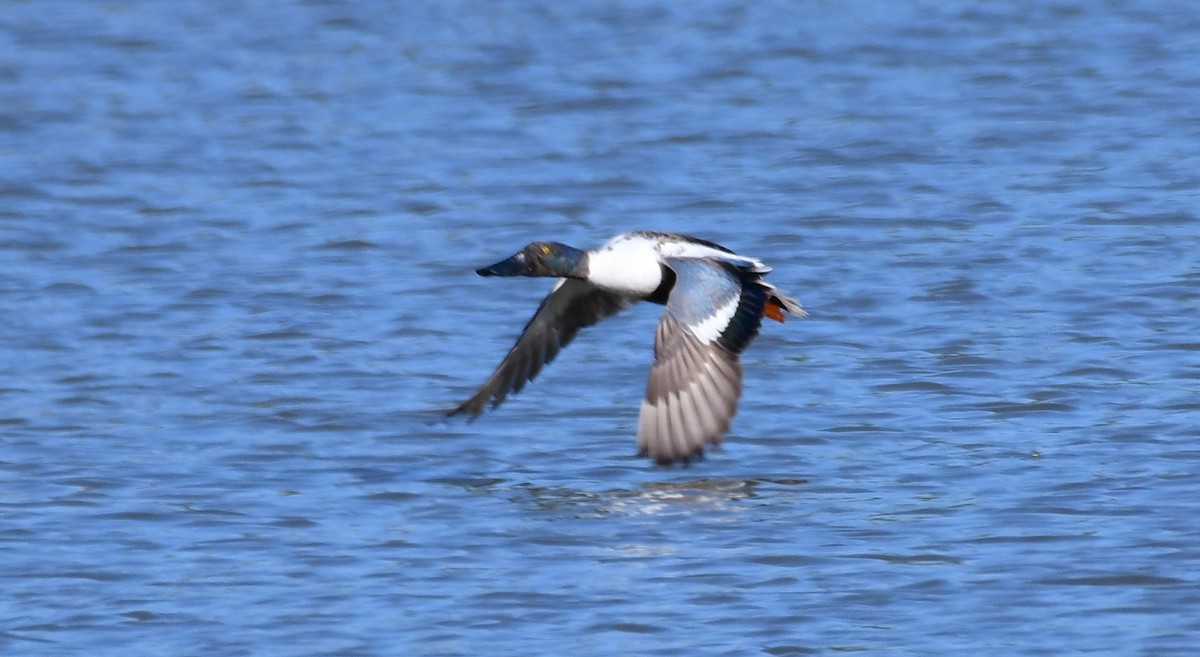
[763,291,806,323]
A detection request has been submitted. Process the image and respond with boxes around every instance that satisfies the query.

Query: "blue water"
[2,1,1199,655]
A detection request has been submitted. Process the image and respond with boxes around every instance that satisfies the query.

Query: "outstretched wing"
[637,258,767,464]
[449,278,632,418]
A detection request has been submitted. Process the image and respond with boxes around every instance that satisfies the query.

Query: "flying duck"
[448,231,805,465]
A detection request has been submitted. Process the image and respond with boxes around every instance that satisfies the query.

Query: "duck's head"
[477,241,588,279]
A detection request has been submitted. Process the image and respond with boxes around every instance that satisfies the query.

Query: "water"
[2,1,1199,655]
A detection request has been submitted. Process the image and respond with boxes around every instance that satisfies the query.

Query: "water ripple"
[1,1,1199,655]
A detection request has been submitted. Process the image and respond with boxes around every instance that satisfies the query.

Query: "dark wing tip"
[446,383,511,420]
[446,399,483,420]
[641,446,705,467]
[447,280,632,425]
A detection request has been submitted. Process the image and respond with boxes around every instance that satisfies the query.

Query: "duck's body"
[449,231,805,465]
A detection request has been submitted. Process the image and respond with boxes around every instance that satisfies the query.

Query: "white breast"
[586,234,664,295]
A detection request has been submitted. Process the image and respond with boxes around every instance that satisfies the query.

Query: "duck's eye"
[540,244,552,255]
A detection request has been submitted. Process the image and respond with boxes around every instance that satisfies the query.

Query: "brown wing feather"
[636,314,743,465]
[449,279,631,418]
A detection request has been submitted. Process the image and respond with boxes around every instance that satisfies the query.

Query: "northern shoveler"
[448,231,806,465]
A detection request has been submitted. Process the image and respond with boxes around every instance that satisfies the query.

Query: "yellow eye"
[540,244,551,255]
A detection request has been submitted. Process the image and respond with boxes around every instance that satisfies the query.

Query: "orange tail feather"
[764,300,786,323]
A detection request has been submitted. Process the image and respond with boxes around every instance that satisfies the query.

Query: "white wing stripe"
[687,293,740,344]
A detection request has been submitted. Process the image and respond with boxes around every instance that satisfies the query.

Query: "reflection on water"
[506,477,809,518]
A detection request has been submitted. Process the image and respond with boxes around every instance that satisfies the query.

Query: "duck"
[448,231,806,465]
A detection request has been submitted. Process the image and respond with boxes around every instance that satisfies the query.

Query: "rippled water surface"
[2,1,1199,655]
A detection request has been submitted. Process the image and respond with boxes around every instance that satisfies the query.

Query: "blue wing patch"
[664,259,767,354]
